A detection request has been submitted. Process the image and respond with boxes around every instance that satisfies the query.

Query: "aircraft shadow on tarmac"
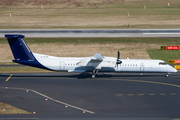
[0,72,167,79]
[76,73,167,79]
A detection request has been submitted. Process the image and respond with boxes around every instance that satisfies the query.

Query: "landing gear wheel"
[165,74,169,77]
[91,69,99,79]
[92,75,96,79]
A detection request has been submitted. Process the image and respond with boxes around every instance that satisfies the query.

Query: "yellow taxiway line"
[5,74,12,82]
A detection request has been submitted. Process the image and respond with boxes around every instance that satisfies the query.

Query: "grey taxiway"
[0,72,180,120]
[1,29,180,38]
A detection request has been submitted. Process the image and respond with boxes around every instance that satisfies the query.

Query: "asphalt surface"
[1,29,180,38]
[0,72,180,120]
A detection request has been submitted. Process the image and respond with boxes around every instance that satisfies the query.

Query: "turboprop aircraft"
[5,34,177,78]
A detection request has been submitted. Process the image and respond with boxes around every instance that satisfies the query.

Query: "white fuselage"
[33,53,177,73]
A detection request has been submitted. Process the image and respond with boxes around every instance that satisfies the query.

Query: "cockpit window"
[159,62,167,65]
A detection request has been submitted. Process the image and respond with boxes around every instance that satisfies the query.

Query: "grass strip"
[0,66,51,73]
[1,37,180,44]
[147,49,180,62]
[0,102,31,114]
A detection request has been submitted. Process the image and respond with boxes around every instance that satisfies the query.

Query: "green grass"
[0,66,51,73]
[147,49,180,62]
[1,37,180,44]
[19,37,180,46]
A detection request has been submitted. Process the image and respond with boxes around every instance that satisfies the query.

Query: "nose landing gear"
[165,73,170,77]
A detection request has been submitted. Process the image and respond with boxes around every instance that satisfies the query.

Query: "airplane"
[5,34,177,78]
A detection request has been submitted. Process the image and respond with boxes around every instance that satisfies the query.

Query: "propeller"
[116,51,122,68]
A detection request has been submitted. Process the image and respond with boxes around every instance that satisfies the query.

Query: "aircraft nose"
[168,65,177,72]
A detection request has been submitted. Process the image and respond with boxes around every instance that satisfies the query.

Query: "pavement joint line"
[0,118,38,120]
[143,33,180,35]
[117,93,178,96]
[0,87,95,114]
[5,74,12,82]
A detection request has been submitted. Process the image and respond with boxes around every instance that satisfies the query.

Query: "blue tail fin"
[5,34,34,61]
[5,34,49,70]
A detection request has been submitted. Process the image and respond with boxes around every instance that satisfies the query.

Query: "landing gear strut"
[92,69,99,79]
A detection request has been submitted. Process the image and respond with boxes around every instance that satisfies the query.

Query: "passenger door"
[60,61,65,70]
[140,63,144,71]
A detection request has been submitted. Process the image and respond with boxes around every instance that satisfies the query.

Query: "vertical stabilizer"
[5,34,34,61]
[5,34,49,70]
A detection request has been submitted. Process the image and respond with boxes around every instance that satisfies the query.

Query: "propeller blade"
[117,51,120,60]
[116,51,120,68]
[116,51,122,67]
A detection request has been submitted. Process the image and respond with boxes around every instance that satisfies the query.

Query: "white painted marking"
[0,87,95,114]
[143,33,180,35]
[142,29,180,31]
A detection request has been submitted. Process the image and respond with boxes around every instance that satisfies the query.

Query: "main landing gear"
[92,69,99,79]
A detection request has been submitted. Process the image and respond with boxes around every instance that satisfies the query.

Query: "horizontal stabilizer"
[5,34,25,38]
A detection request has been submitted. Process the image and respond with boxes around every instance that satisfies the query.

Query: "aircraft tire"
[92,75,96,79]
[165,74,169,77]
